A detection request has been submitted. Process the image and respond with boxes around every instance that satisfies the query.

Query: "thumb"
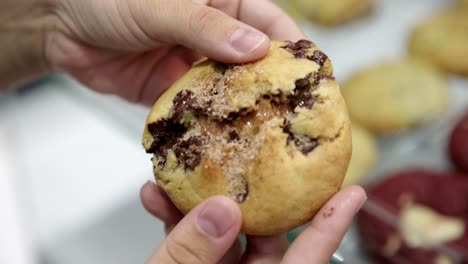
[147,196,242,264]
[130,0,270,62]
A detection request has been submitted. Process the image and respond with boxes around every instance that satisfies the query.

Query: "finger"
[283,186,367,264]
[219,239,242,264]
[147,196,242,264]
[237,0,306,41]
[126,0,270,63]
[240,234,289,263]
[164,223,177,235]
[195,0,306,41]
[140,181,183,224]
[138,46,194,106]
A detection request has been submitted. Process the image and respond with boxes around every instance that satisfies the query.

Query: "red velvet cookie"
[357,169,468,263]
[449,111,468,173]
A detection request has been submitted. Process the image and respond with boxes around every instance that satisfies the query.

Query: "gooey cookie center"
[200,97,291,202]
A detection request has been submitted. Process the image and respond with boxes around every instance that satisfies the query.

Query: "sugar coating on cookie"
[142,40,351,235]
[291,0,373,26]
[342,60,449,133]
[409,10,468,76]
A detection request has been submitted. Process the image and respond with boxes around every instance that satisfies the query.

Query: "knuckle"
[188,8,221,36]
[164,236,205,264]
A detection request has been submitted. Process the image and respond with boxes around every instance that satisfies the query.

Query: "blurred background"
[1,0,467,263]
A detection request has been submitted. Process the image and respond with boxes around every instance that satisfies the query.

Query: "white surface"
[10,83,155,244]
[2,80,165,263]
[0,97,35,264]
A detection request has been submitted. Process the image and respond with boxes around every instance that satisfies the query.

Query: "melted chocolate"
[173,136,207,170]
[147,90,199,166]
[283,121,319,155]
[297,137,319,154]
[172,90,198,119]
[148,65,325,169]
[147,119,187,166]
[226,107,251,120]
[289,73,317,110]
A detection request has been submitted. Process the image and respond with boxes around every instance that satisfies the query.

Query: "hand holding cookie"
[141,181,366,264]
[2,0,304,98]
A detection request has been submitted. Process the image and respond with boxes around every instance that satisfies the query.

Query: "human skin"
[0,0,367,263]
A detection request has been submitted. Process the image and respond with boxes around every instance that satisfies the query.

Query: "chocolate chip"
[295,50,307,59]
[283,39,312,50]
[308,50,328,66]
[236,184,249,203]
[146,119,188,167]
[312,73,335,85]
[214,63,227,74]
[297,137,319,154]
[283,121,319,155]
[228,130,240,141]
[296,92,316,109]
[282,39,313,59]
[172,90,198,119]
[295,77,310,88]
[215,62,239,75]
[296,39,313,49]
[173,135,207,170]
[289,74,317,110]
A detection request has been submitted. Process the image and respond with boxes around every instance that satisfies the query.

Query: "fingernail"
[197,200,234,238]
[146,180,157,190]
[229,28,266,54]
[353,191,367,215]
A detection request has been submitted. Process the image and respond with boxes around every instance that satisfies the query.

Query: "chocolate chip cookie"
[460,0,468,8]
[409,10,468,76]
[142,40,351,235]
[291,0,374,26]
[342,59,449,134]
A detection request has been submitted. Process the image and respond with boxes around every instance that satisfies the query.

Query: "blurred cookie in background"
[449,111,468,174]
[342,59,450,134]
[459,0,468,8]
[289,0,374,26]
[275,0,304,21]
[342,122,378,186]
[409,10,468,76]
[358,169,468,263]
